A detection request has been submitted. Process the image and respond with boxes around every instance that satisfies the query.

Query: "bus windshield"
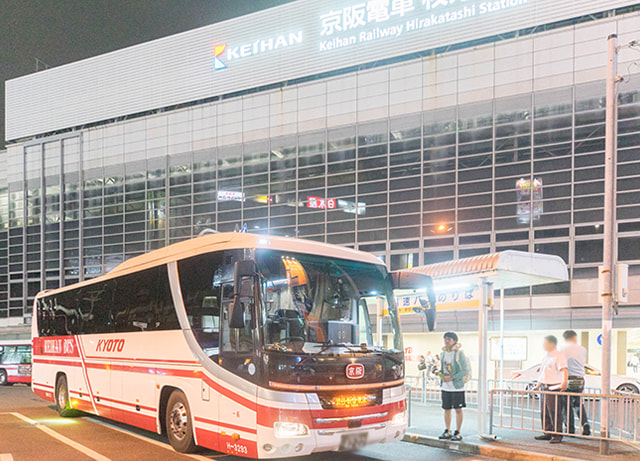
[256,249,401,355]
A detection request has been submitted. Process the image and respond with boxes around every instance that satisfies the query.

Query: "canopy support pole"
[499,287,505,387]
[478,278,493,439]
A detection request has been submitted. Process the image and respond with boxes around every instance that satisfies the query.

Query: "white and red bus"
[31,232,422,458]
[0,339,32,385]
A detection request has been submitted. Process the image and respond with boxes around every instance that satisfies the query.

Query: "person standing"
[425,350,435,377]
[432,354,441,375]
[562,330,591,436]
[533,335,568,444]
[417,354,427,387]
[630,354,640,374]
[437,332,470,442]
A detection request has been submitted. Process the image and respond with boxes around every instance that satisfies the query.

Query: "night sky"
[0,0,294,148]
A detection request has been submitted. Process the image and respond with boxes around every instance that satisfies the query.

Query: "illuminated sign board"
[217,190,245,202]
[6,0,637,140]
[516,178,543,224]
[490,336,528,361]
[307,196,337,209]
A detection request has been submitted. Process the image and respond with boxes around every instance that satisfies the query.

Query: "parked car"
[511,363,640,394]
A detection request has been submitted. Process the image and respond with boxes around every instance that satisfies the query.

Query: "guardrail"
[403,375,631,439]
[489,387,640,444]
[405,376,602,406]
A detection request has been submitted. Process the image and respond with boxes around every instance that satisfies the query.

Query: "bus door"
[108,266,173,431]
[75,284,114,418]
[218,259,259,454]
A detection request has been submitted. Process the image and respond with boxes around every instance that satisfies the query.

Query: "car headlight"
[391,411,406,426]
[273,422,309,438]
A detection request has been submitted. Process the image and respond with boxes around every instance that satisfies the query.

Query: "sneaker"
[549,437,563,444]
[451,431,462,442]
[438,429,452,440]
[582,424,591,436]
[535,434,552,440]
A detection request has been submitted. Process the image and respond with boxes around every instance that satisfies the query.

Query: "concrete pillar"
[616,330,627,375]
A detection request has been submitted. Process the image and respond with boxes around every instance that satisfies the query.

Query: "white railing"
[489,387,640,444]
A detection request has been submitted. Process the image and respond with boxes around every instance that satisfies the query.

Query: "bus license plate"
[339,432,368,451]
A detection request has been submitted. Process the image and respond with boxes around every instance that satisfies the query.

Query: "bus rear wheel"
[55,375,74,417]
[166,390,197,453]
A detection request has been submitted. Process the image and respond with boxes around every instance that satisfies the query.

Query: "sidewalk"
[403,402,639,461]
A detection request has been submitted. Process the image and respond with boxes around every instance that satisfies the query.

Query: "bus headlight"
[391,411,406,426]
[274,422,309,438]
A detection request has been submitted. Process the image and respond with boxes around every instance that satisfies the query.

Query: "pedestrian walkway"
[404,401,639,461]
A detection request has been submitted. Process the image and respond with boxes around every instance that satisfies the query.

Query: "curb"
[403,433,587,461]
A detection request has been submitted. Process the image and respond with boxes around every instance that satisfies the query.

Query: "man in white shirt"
[437,332,470,442]
[562,330,590,436]
[533,335,568,444]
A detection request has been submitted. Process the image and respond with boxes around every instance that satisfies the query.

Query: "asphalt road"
[0,385,495,461]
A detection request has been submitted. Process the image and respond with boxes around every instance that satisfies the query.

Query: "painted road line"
[9,412,110,461]
[1,454,14,461]
[86,417,222,461]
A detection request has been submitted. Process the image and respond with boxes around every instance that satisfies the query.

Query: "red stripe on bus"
[97,395,155,413]
[32,381,55,390]
[199,374,257,411]
[33,358,82,368]
[83,355,200,365]
[195,427,258,458]
[33,387,54,403]
[195,416,258,435]
[40,357,256,413]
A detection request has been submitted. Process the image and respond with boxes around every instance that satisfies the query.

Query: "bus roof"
[36,232,384,298]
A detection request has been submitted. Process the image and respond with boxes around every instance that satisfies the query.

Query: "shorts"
[441,390,466,410]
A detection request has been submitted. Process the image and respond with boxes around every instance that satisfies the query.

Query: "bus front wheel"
[55,374,74,417]
[166,390,197,453]
[0,369,8,386]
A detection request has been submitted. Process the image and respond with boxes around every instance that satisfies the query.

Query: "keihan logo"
[213,44,226,70]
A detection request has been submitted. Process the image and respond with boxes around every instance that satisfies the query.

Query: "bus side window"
[178,252,225,357]
[53,290,79,336]
[112,266,180,333]
[77,283,113,334]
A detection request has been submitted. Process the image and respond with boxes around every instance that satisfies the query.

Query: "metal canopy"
[404,250,568,289]
[399,250,568,439]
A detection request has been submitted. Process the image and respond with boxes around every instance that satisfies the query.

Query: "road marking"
[9,412,111,461]
[1,454,14,461]
[86,417,222,460]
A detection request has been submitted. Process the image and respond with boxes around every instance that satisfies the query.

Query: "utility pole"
[600,33,618,456]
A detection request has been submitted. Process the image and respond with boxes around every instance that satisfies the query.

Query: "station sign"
[8,0,635,141]
[307,196,337,209]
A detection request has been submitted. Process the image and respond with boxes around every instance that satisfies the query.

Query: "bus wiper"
[312,341,361,352]
[363,346,403,365]
[296,341,359,368]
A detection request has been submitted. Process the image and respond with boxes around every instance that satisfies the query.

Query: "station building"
[2,0,640,378]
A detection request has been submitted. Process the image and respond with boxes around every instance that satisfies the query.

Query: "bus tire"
[55,374,74,417]
[166,390,197,453]
[0,369,7,386]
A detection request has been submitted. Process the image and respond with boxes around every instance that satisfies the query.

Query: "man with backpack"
[438,331,471,442]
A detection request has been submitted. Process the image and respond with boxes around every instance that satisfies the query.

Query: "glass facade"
[1,9,640,323]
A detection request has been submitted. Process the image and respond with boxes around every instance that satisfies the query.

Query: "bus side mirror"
[229,260,257,329]
[390,271,437,332]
